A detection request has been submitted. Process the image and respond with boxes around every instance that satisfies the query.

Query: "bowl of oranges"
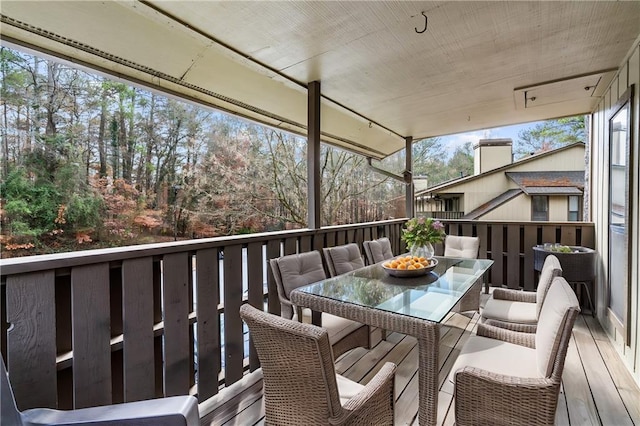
[381,255,438,278]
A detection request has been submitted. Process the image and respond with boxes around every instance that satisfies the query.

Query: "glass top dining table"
[290,255,493,426]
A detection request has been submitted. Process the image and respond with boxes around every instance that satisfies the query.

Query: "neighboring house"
[415,139,586,221]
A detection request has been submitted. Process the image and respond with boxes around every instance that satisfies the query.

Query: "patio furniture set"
[251,237,581,425]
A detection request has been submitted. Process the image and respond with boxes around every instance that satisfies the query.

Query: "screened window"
[531,196,549,221]
[568,195,581,221]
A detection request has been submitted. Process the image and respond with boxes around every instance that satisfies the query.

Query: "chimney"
[473,138,513,175]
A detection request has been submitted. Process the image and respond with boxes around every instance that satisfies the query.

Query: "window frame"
[531,195,549,221]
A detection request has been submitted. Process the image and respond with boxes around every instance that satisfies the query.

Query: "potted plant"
[401,217,446,259]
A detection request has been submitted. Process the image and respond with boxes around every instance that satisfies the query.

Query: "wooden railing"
[0,219,595,412]
[0,219,405,411]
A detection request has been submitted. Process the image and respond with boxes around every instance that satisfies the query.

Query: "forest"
[0,46,583,257]
[0,46,436,256]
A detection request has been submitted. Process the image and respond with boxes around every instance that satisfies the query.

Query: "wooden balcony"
[1,218,612,422]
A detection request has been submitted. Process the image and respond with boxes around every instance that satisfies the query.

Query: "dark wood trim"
[405,136,414,217]
[307,80,321,229]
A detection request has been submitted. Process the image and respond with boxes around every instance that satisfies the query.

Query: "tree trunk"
[97,88,108,177]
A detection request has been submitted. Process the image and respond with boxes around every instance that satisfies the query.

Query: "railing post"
[308,80,321,229]
[405,136,414,217]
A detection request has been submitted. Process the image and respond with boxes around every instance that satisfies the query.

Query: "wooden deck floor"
[201,310,640,426]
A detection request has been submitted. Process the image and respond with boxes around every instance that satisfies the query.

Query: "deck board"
[202,312,640,425]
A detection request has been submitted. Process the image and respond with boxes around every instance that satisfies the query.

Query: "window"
[568,195,581,221]
[607,85,634,344]
[531,196,548,221]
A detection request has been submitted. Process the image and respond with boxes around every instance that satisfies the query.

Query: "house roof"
[416,143,585,196]
[462,189,523,220]
[2,2,639,159]
[506,171,585,195]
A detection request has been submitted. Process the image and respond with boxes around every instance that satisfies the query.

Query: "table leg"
[417,323,440,426]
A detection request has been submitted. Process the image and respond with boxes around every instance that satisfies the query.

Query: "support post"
[308,81,321,229]
[405,136,414,217]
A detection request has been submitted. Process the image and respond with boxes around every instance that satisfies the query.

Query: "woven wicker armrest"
[477,323,535,348]
[276,296,296,320]
[454,367,559,426]
[329,362,396,426]
[492,288,537,303]
[483,319,537,334]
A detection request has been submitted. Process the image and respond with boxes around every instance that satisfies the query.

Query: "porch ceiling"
[2,1,640,159]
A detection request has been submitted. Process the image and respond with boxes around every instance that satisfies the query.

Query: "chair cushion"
[444,235,480,259]
[294,310,364,345]
[536,277,579,377]
[448,335,539,385]
[276,251,327,298]
[481,298,538,324]
[536,254,562,317]
[365,238,394,264]
[336,374,364,406]
[326,244,365,276]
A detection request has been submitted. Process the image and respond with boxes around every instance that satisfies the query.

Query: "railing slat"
[7,271,57,410]
[266,239,281,315]
[284,237,297,255]
[71,264,112,408]
[561,225,577,245]
[246,242,263,372]
[582,226,595,248]
[523,226,538,291]
[299,235,312,252]
[162,252,190,396]
[195,248,220,400]
[506,224,520,288]
[542,224,556,244]
[476,223,488,259]
[313,232,325,252]
[490,224,505,286]
[122,258,155,402]
[223,245,244,386]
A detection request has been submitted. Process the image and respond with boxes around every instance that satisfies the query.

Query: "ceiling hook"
[415,12,428,34]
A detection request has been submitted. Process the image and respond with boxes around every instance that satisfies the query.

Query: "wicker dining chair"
[451,277,580,425]
[240,304,396,426]
[481,254,562,332]
[323,243,366,277]
[1,355,199,426]
[363,237,394,265]
[444,235,482,312]
[270,251,370,358]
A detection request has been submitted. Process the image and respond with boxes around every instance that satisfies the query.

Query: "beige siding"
[439,144,585,214]
[481,194,530,221]
[590,40,640,385]
[481,195,570,221]
[549,196,568,221]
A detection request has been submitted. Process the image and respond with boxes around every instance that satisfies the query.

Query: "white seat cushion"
[535,277,580,377]
[444,235,480,259]
[481,298,538,324]
[336,374,364,406]
[448,335,540,386]
[294,310,363,345]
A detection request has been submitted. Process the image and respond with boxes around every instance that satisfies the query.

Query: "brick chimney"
[473,138,513,175]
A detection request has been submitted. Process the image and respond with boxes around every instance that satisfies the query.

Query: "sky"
[438,121,544,157]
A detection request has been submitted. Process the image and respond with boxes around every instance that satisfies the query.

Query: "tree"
[447,142,473,179]
[514,116,585,159]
